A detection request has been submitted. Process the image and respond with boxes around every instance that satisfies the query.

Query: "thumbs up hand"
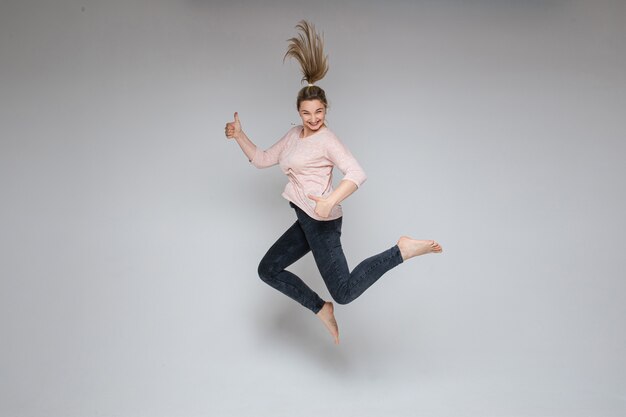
[308,194,334,218]
[225,112,242,139]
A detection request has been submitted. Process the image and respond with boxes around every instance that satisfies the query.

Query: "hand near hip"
[308,194,334,218]
[225,112,242,139]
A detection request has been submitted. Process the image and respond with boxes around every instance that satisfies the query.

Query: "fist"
[225,112,242,139]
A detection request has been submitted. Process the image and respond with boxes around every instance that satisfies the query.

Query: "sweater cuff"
[343,172,367,188]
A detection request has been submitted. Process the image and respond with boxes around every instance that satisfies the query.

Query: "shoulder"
[319,128,349,151]
[318,129,352,160]
[317,127,342,143]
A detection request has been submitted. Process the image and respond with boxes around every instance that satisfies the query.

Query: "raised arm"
[225,112,257,162]
[225,112,289,168]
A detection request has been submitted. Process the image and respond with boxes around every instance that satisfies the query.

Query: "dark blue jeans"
[257,201,404,314]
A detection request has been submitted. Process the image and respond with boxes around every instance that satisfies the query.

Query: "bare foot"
[316,302,340,344]
[397,236,443,261]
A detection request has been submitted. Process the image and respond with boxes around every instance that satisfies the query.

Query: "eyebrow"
[302,108,324,112]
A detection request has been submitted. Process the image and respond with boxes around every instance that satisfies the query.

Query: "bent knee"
[257,260,276,282]
[330,291,353,305]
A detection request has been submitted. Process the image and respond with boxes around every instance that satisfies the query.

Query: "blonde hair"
[283,20,330,110]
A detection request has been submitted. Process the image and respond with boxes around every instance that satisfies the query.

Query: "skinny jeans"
[258,202,404,314]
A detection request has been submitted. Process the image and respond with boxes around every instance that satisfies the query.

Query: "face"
[298,99,326,136]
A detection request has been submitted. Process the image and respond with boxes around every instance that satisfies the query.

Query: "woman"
[225,20,442,344]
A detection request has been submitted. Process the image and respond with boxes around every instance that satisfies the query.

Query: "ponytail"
[283,20,330,110]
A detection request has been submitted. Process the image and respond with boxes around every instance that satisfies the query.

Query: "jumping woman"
[224,20,442,344]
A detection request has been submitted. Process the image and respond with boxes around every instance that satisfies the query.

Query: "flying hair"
[283,20,330,110]
[283,20,329,86]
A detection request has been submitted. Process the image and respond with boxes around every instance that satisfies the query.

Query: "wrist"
[327,193,340,207]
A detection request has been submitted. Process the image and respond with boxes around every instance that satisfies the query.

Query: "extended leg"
[294,209,404,305]
[314,236,403,305]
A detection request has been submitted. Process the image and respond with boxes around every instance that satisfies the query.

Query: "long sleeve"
[249,129,293,169]
[325,135,367,188]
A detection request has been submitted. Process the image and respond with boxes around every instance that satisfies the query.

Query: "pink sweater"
[250,125,367,221]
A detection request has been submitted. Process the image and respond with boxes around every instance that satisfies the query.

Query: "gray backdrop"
[1,0,625,416]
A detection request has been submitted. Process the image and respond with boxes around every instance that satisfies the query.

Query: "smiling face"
[298,99,326,137]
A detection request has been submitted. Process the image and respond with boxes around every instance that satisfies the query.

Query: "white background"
[1,0,625,416]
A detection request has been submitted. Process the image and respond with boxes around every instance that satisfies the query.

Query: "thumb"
[234,112,240,123]
[308,194,319,201]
